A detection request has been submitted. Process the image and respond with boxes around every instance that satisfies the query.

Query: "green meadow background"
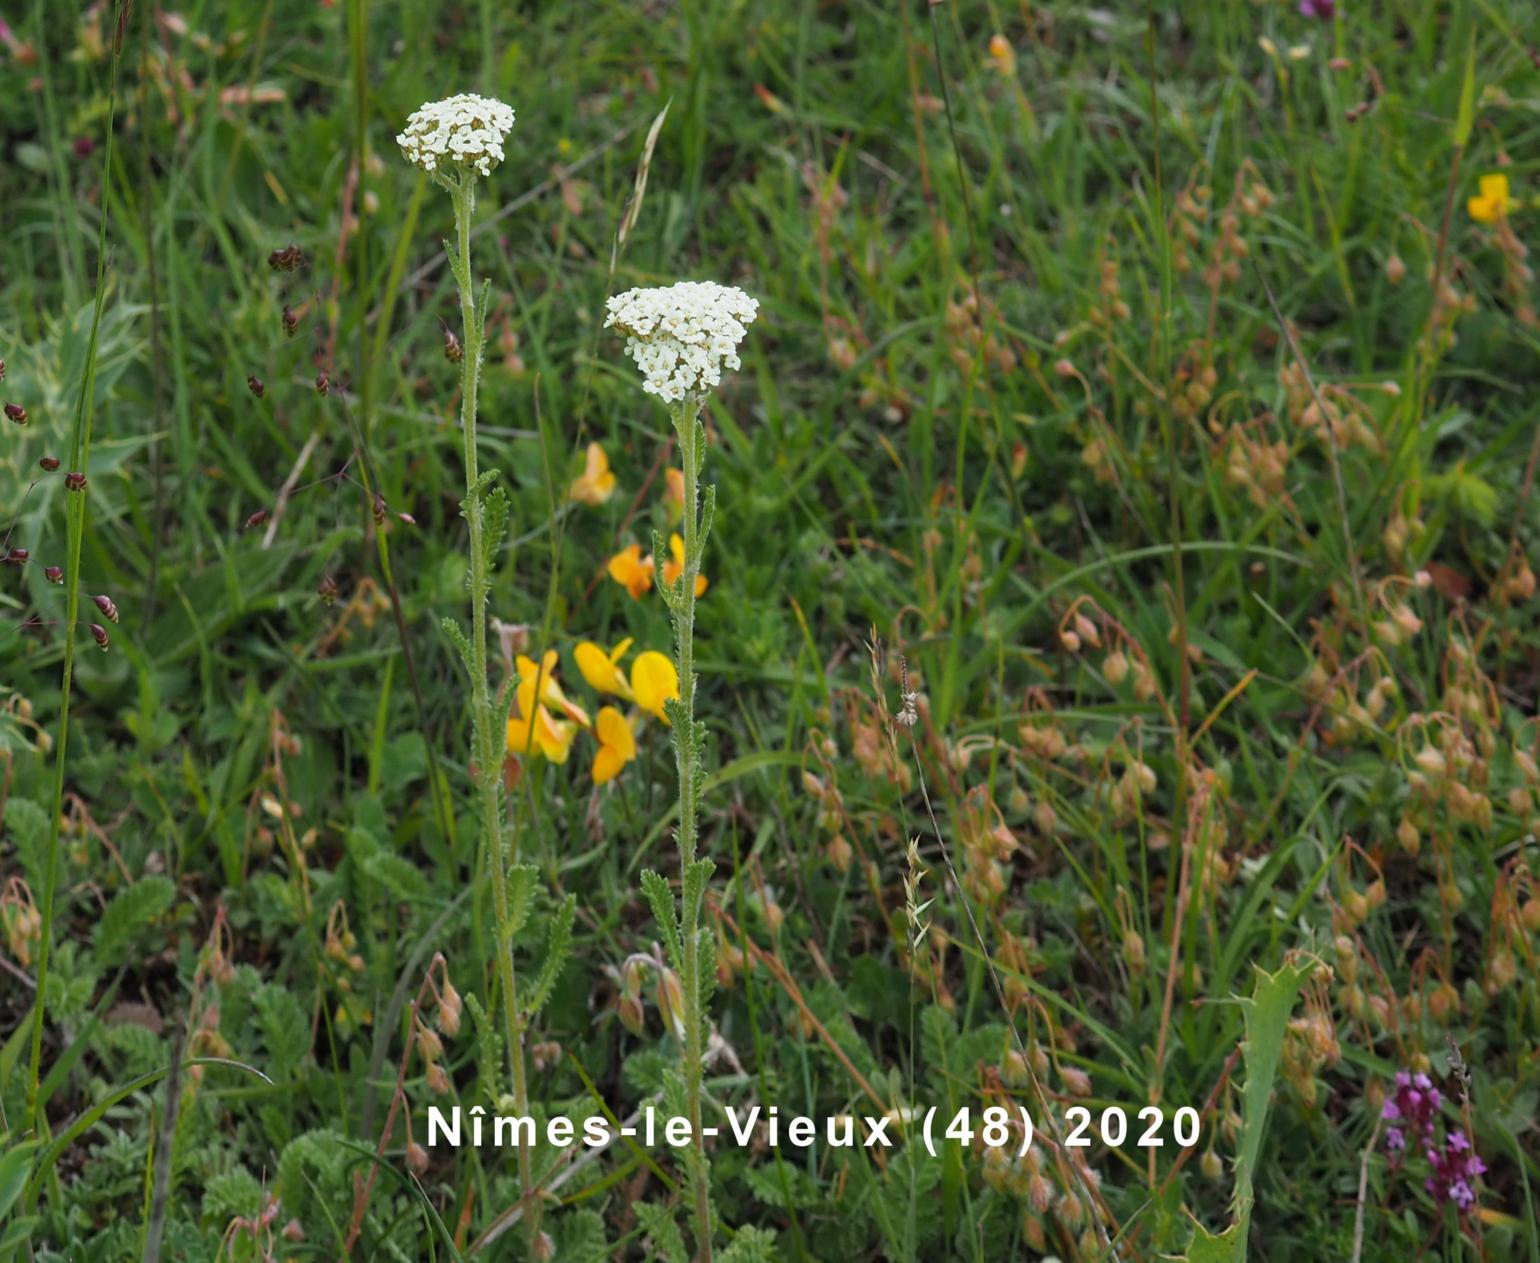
[2,1,1539,1259]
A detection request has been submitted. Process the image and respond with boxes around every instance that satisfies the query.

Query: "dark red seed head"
[247,375,265,398]
[244,508,269,530]
[94,594,120,623]
[64,471,87,491]
[90,623,110,651]
[44,565,64,584]
[4,402,26,424]
[39,455,60,471]
[282,304,300,337]
[315,371,329,397]
[4,548,28,565]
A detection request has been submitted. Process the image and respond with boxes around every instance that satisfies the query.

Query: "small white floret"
[605,281,759,404]
[397,94,516,178]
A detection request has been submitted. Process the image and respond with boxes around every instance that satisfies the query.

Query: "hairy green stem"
[670,397,713,1262]
[449,177,540,1252]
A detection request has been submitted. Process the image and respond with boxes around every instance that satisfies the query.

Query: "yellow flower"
[607,544,655,598]
[663,467,685,521]
[631,650,679,724]
[986,34,1015,76]
[574,638,635,700]
[506,678,579,763]
[569,442,617,506]
[591,706,637,784]
[1468,173,1515,224]
[661,533,708,597]
[515,651,589,727]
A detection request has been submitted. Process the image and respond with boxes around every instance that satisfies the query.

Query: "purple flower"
[1386,1127,1405,1152]
[1299,0,1336,17]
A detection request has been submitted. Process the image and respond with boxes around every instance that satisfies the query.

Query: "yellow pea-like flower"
[506,679,579,763]
[1467,173,1515,224]
[516,651,589,727]
[631,651,679,724]
[661,533,708,598]
[592,706,637,784]
[569,442,617,506]
[607,544,655,599]
[574,638,635,699]
[663,467,685,522]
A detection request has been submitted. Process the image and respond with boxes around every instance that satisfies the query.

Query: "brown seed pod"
[282,304,300,337]
[39,456,60,471]
[93,594,120,624]
[247,375,265,397]
[4,402,26,424]
[315,371,329,397]
[90,623,110,651]
[64,472,87,491]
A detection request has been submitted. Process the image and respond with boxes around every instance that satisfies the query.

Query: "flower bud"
[39,455,60,471]
[64,471,87,491]
[244,508,269,530]
[443,326,463,363]
[90,623,110,651]
[1385,254,1406,285]
[425,1061,451,1095]
[4,548,27,565]
[93,594,119,624]
[416,1023,443,1062]
[656,968,687,1041]
[405,1140,429,1175]
[44,565,63,584]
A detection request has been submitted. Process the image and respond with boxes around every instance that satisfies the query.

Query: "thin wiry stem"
[25,6,125,1139]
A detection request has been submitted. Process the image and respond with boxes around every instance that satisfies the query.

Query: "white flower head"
[605,282,759,404]
[396,94,516,178]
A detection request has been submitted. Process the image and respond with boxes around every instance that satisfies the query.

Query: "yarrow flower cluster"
[396,94,515,177]
[1381,1070,1485,1214]
[605,281,759,404]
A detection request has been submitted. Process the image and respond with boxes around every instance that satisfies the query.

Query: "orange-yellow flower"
[1468,173,1515,224]
[663,467,685,522]
[506,652,588,763]
[607,544,655,598]
[574,638,634,700]
[986,34,1015,76]
[631,650,680,724]
[661,533,708,597]
[515,651,590,727]
[591,706,637,784]
[506,678,578,763]
[569,442,617,506]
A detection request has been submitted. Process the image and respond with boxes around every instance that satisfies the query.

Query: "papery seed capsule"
[244,508,269,530]
[5,548,28,565]
[315,371,329,397]
[39,455,60,471]
[44,565,63,584]
[4,402,27,424]
[247,375,265,397]
[64,472,87,491]
[93,594,119,623]
[90,623,110,651]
